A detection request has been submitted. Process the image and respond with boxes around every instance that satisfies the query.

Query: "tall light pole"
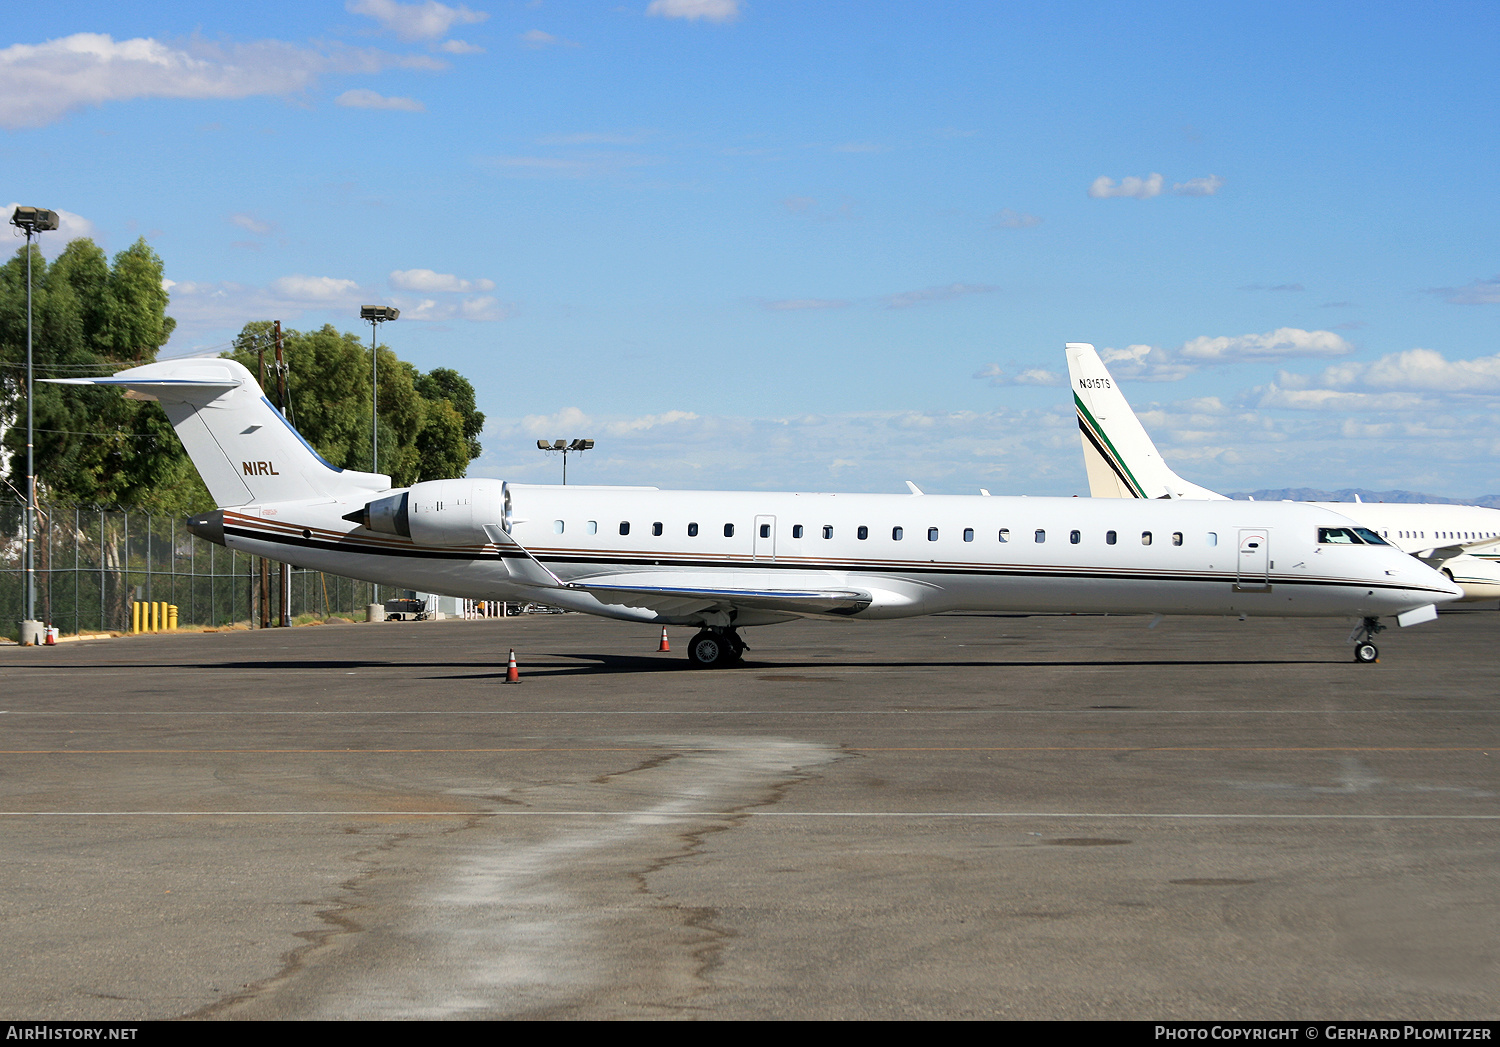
[536,439,594,484]
[359,305,399,474]
[11,207,58,647]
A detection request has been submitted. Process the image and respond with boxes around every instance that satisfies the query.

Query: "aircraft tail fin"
[1064,342,1226,500]
[47,359,391,506]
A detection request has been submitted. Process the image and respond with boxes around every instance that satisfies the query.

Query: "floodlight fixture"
[10,207,59,234]
[536,437,595,485]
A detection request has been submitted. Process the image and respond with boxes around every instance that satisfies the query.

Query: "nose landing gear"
[687,628,747,668]
[1349,616,1385,663]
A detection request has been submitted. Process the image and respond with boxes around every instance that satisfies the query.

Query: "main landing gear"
[687,628,747,668]
[1350,616,1385,664]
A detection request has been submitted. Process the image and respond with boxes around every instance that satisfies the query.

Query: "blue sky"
[4,1,1499,496]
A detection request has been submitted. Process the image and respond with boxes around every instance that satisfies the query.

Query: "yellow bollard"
[132,601,141,634]
[168,605,178,631]
[151,601,160,633]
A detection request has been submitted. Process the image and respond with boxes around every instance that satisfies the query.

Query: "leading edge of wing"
[570,579,873,619]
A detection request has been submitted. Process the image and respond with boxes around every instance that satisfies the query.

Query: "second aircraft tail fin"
[1064,342,1226,500]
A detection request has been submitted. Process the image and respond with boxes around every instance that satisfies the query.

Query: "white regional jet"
[1065,341,1500,601]
[53,358,1461,665]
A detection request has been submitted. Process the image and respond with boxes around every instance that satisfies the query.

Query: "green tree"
[0,237,202,513]
[226,323,483,487]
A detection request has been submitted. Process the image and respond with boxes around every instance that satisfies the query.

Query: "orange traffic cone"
[658,627,670,652]
[43,626,56,646]
[505,649,520,683]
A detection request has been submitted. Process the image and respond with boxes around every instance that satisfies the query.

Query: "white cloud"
[1178,328,1354,362]
[1097,329,1353,382]
[0,32,440,129]
[992,209,1042,229]
[1089,173,1163,199]
[646,0,742,23]
[335,88,425,111]
[1279,348,1500,397]
[228,212,275,235]
[1088,173,1224,200]
[973,363,1063,387]
[269,275,362,301]
[439,39,484,54]
[346,0,489,42]
[478,403,1085,495]
[883,282,998,309]
[395,294,509,321]
[1426,276,1500,305]
[2,203,96,256]
[762,298,849,311]
[1254,385,1435,413]
[520,30,579,49]
[1171,174,1225,196]
[390,268,496,293]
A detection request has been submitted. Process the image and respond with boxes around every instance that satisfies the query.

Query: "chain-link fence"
[1,500,378,636]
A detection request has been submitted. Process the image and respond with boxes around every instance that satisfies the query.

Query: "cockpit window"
[1318,527,1362,544]
[1353,527,1390,546]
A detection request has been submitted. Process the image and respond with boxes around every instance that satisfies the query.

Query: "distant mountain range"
[1229,489,1500,509]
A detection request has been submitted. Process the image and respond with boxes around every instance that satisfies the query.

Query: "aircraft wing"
[1418,535,1500,561]
[568,578,873,620]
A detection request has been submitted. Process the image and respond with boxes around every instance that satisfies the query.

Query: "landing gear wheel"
[688,632,725,668]
[1354,642,1379,664]
[687,630,745,668]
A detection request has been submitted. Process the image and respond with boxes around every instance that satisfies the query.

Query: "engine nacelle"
[352,479,508,547]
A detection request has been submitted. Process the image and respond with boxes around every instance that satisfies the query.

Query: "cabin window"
[998,528,1010,543]
[1171,532,1183,546]
[688,522,699,537]
[858,526,869,540]
[793,525,804,538]
[823,525,834,539]
[619,521,630,536]
[553,520,564,534]
[1141,531,1152,546]
[928,527,939,541]
[963,528,974,542]
[1106,530,1117,545]
[760,524,771,538]
[1206,532,1217,546]
[892,526,904,541]
[586,520,598,535]
[1070,530,1081,544]
[724,523,735,538]
[1035,529,1046,543]
[653,522,663,536]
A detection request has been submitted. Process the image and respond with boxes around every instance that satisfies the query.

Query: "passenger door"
[1235,529,1271,592]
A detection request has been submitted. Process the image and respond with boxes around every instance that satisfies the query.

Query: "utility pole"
[257,344,270,629]
[275,321,291,627]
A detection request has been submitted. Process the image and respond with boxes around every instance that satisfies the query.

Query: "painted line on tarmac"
[0,810,1497,820]
[3,743,1495,753]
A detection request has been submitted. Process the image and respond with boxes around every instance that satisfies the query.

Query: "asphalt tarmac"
[1,609,1496,1020]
